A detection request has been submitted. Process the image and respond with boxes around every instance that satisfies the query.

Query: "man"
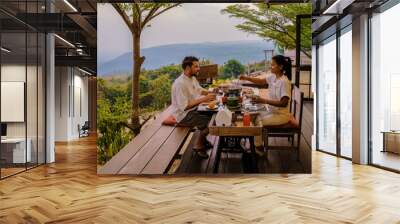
[171,56,215,159]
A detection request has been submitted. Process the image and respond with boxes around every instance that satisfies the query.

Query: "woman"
[239,55,292,148]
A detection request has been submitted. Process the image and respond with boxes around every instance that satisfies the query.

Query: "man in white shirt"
[171,56,216,159]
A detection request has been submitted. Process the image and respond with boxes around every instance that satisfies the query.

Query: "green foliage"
[221,3,312,58]
[148,74,172,110]
[97,96,132,165]
[97,64,180,165]
[115,3,182,33]
[97,58,267,165]
[144,64,182,81]
[220,59,246,79]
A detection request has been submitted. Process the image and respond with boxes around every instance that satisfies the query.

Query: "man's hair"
[182,56,199,70]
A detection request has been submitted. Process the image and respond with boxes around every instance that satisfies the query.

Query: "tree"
[112,3,181,134]
[221,59,246,79]
[149,74,172,110]
[221,3,312,58]
[150,64,182,81]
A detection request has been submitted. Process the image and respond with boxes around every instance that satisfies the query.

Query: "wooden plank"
[98,106,175,175]
[301,102,313,147]
[119,126,176,174]
[197,136,218,173]
[9,135,400,223]
[301,123,313,147]
[182,155,202,173]
[226,153,243,173]
[264,150,282,173]
[204,136,220,174]
[141,127,190,174]
[265,138,283,173]
[274,138,296,172]
[257,153,267,173]
[264,136,308,173]
[219,152,229,174]
[299,136,312,173]
[205,136,220,174]
[175,131,199,174]
[182,137,217,174]
[302,102,314,129]
[97,125,161,175]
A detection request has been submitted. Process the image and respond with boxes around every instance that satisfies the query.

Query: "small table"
[208,113,262,173]
[1,138,32,165]
[381,131,400,154]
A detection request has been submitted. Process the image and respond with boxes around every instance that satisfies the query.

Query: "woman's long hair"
[272,55,292,80]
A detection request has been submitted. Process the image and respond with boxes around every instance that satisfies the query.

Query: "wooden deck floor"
[1,133,400,223]
[173,102,313,174]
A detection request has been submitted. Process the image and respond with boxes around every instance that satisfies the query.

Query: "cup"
[243,112,250,126]
[216,95,223,106]
[253,88,260,96]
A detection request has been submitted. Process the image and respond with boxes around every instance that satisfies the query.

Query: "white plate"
[243,104,266,111]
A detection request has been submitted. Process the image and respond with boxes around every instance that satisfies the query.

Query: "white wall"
[55,66,69,141]
[54,67,89,141]
[1,65,26,139]
[1,63,46,164]
[1,65,36,136]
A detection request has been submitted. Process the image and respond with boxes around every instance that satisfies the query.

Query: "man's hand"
[239,74,248,80]
[186,93,216,110]
[204,93,216,102]
[206,88,218,94]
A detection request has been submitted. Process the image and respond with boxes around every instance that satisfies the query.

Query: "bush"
[220,59,246,79]
[97,97,132,165]
[149,74,172,110]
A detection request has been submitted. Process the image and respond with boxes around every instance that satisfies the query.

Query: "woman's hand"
[242,88,254,95]
[251,95,263,104]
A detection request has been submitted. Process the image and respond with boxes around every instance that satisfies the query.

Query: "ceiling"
[0,0,97,75]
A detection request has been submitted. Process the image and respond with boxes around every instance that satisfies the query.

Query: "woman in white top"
[239,55,292,147]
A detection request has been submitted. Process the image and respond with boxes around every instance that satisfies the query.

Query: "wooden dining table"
[208,113,262,173]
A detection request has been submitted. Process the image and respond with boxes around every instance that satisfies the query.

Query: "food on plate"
[208,101,217,109]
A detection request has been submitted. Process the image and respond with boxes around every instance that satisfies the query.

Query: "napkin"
[215,107,232,126]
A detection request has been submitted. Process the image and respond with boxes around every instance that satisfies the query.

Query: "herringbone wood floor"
[1,136,400,223]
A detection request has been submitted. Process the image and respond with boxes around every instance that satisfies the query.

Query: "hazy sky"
[98,3,262,63]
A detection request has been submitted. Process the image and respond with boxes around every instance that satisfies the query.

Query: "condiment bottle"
[243,112,250,126]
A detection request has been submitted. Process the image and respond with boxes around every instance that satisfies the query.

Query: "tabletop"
[208,113,262,137]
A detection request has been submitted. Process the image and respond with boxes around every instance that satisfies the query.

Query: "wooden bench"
[98,106,193,175]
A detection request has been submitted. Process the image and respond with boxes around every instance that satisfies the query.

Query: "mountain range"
[98,40,275,76]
